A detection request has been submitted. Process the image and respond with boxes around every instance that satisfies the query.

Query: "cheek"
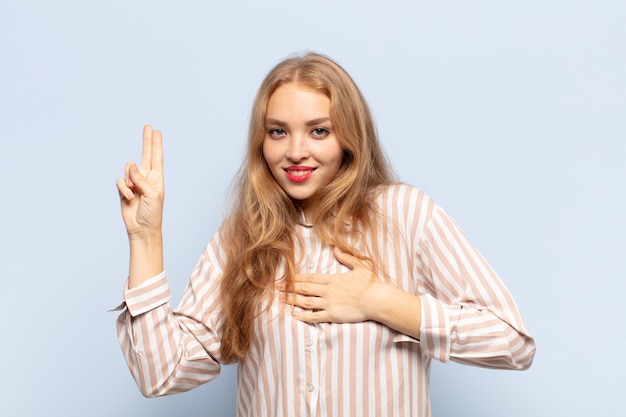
[262,140,276,166]
[312,137,343,160]
[325,142,344,168]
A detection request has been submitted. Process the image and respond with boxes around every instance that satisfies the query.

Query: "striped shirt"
[116,184,535,417]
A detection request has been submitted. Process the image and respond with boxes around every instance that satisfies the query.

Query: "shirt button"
[307,262,315,269]
[307,384,315,392]
[306,339,313,347]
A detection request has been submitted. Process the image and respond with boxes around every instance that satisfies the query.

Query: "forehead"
[266,83,330,121]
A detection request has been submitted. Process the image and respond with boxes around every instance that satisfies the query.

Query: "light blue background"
[1,1,624,416]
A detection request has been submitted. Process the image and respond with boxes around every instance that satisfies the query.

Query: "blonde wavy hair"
[219,52,395,363]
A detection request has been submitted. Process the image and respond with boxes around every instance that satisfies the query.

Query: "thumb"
[127,163,152,194]
[333,247,357,270]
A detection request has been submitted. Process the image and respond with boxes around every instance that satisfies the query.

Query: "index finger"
[151,128,163,172]
[140,125,163,172]
[334,247,371,271]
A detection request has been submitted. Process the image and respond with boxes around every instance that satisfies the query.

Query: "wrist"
[128,230,164,289]
[362,281,390,323]
[363,282,422,340]
[128,227,163,243]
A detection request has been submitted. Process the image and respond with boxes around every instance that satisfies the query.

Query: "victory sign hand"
[116,125,164,239]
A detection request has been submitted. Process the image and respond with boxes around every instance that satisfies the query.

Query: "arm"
[116,262,223,397]
[413,206,535,370]
[115,126,222,396]
[279,203,535,370]
[116,125,165,288]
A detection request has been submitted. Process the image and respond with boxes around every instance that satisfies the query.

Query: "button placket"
[303,326,320,414]
[299,226,320,414]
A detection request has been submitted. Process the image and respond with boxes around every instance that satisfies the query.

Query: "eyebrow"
[266,117,332,128]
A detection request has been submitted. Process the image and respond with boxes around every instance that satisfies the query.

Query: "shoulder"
[373,183,438,216]
[368,183,444,238]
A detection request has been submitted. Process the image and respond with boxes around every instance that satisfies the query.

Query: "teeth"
[288,170,312,176]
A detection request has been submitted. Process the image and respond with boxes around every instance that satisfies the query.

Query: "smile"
[285,167,315,183]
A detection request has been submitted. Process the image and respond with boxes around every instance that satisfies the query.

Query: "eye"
[268,128,286,139]
[311,128,329,139]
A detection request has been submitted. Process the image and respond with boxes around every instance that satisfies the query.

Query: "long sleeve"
[415,204,535,370]
[116,235,226,397]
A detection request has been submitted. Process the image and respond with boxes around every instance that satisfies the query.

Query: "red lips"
[285,166,315,183]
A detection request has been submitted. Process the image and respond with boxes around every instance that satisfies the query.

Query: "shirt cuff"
[417,293,456,363]
[121,271,171,317]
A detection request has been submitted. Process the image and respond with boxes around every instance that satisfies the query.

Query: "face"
[263,83,343,219]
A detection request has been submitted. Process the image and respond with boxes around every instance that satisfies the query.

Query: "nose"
[285,133,309,162]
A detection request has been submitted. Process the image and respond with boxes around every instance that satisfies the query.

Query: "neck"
[296,204,313,227]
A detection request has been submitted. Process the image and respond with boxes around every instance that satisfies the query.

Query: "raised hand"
[116,125,164,239]
[116,125,165,287]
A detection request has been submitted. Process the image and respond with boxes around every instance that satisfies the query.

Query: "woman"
[115,52,535,417]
